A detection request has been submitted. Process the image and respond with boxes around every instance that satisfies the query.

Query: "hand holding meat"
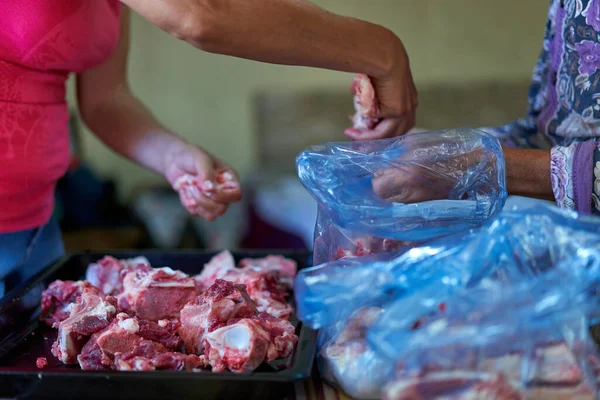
[345,45,418,140]
[164,142,242,221]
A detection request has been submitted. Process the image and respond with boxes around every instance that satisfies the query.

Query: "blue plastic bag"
[294,200,600,399]
[296,200,600,332]
[294,230,477,330]
[375,273,600,399]
[297,128,507,264]
[316,307,394,400]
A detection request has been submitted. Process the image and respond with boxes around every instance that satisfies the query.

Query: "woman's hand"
[345,42,418,140]
[372,149,490,204]
[164,142,242,221]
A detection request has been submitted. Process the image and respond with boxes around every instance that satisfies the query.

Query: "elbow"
[169,6,224,51]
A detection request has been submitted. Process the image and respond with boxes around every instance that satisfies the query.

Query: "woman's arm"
[77,7,180,177]
[77,7,241,220]
[503,148,553,200]
[372,146,554,204]
[121,0,399,77]
[120,0,417,137]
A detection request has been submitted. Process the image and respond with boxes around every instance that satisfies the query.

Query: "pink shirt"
[0,0,121,233]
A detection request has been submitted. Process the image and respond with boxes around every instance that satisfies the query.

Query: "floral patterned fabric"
[484,0,600,214]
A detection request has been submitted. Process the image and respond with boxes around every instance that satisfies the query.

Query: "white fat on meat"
[52,290,117,364]
[203,319,270,373]
[117,316,140,334]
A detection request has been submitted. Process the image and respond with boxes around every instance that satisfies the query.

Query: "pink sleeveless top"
[0,0,121,233]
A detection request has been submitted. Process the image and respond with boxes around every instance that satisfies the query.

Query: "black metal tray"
[0,250,316,400]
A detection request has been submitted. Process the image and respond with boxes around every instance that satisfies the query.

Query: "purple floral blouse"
[482,0,600,214]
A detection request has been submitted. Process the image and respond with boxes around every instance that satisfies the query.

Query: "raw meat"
[118,266,197,321]
[137,319,182,351]
[238,255,297,289]
[78,313,144,370]
[350,74,381,131]
[334,238,403,261]
[181,279,298,372]
[41,280,101,327]
[195,251,296,319]
[42,251,298,375]
[203,312,298,373]
[194,251,237,291]
[36,357,48,369]
[382,370,596,400]
[78,313,184,370]
[250,312,298,362]
[321,308,391,399]
[383,372,524,400]
[179,279,257,355]
[52,289,118,364]
[85,256,150,296]
[173,171,238,214]
[203,318,270,373]
[114,340,206,372]
[479,342,583,386]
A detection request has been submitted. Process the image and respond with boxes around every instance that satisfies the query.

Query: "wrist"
[162,137,190,177]
[370,28,407,80]
[503,147,554,200]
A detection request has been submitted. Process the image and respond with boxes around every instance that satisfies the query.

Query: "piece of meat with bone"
[321,307,391,400]
[180,279,298,372]
[117,266,197,321]
[78,313,144,370]
[202,311,298,373]
[179,279,257,355]
[231,269,292,320]
[78,313,183,370]
[238,255,297,289]
[85,256,151,296]
[478,342,583,387]
[173,171,239,214]
[194,251,295,319]
[194,251,237,292]
[51,289,118,364]
[383,372,524,400]
[251,312,298,362]
[114,340,206,372]
[203,318,270,373]
[383,369,597,400]
[41,280,101,327]
[350,74,381,131]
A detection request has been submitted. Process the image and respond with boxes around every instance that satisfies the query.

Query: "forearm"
[120,0,403,79]
[503,147,554,200]
[81,86,186,176]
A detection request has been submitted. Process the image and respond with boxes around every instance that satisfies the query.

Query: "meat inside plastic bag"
[374,274,600,400]
[297,128,507,264]
[318,307,394,400]
[294,200,600,399]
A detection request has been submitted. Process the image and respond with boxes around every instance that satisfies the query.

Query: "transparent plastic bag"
[296,200,600,331]
[295,201,600,399]
[297,128,507,264]
[317,307,394,400]
[375,274,600,400]
[294,230,477,330]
